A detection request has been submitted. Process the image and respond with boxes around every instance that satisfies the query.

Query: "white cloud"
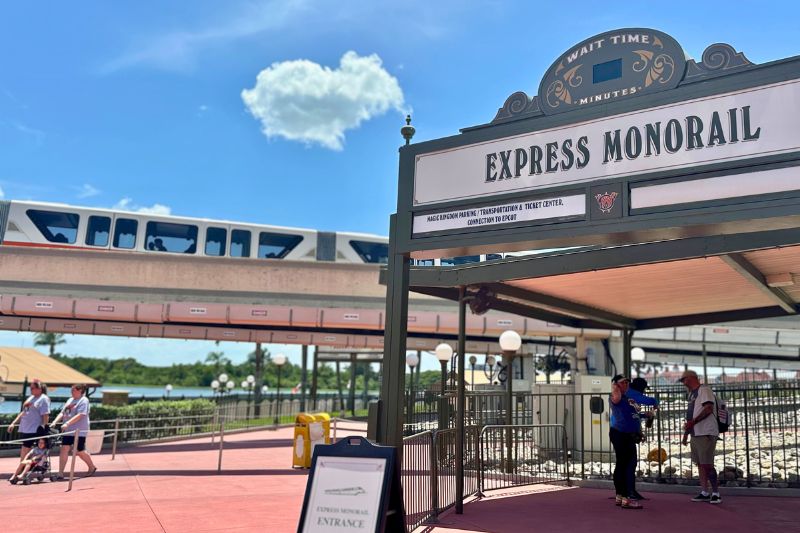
[75,183,100,199]
[0,185,4,199]
[112,197,172,216]
[100,0,308,73]
[241,51,405,150]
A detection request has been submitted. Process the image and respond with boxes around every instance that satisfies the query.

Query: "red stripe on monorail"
[1,241,103,252]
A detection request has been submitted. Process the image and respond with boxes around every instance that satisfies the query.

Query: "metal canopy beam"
[636,306,791,330]
[720,253,797,314]
[405,228,800,289]
[485,282,636,329]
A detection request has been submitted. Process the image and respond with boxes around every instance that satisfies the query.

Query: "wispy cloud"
[1,120,45,145]
[99,0,309,74]
[0,185,4,199]
[75,183,100,199]
[112,197,172,216]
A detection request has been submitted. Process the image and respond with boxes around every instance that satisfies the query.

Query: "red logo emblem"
[594,191,618,213]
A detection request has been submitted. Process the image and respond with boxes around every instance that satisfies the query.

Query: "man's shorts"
[690,435,718,465]
[19,432,38,448]
[61,435,86,452]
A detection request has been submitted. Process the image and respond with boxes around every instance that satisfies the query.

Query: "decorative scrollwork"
[645,54,675,87]
[491,92,542,123]
[684,43,754,81]
[563,64,583,88]
[546,80,572,107]
[632,50,653,72]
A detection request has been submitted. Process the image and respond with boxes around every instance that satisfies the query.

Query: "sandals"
[86,467,97,478]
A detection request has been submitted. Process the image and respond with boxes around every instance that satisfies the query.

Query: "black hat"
[630,377,649,392]
[611,374,629,384]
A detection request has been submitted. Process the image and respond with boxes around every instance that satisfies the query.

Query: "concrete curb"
[576,478,800,498]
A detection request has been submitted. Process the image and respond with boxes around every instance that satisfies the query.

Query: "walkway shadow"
[118,438,294,454]
[93,468,308,477]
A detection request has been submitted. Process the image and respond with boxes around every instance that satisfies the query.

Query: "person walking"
[609,374,657,509]
[679,370,721,504]
[52,384,97,479]
[6,380,50,460]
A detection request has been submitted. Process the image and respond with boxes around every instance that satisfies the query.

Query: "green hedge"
[92,399,217,442]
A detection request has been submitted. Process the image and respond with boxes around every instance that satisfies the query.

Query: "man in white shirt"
[679,370,721,504]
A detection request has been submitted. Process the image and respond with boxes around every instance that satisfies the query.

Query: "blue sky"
[1,1,799,370]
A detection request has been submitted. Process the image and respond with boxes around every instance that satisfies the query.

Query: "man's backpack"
[715,397,730,433]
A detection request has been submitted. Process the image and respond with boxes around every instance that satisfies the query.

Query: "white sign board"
[413,194,585,235]
[301,456,387,532]
[413,80,800,206]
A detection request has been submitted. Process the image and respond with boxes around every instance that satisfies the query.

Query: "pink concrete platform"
[420,484,800,533]
[0,427,312,533]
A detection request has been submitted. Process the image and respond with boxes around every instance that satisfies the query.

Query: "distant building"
[0,347,100,397]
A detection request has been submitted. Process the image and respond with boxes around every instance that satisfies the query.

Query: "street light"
[435,343,453,430]
[274,354,287,425]
[165,383,173,399]
[499,330,522,473]
[631,346,646,377]
[405,353,419,428]
[484,354,502,385]
[468,356,477,389]
[242,377,255,419]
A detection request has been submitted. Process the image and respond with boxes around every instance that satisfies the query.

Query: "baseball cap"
[630,377,649,392]
[678,370,698,383]
[611,374,629,384]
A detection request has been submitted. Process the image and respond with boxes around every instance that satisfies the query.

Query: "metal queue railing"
[401,430,435,532]
[403,382,800,490]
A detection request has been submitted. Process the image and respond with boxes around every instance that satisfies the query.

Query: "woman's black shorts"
[61,435,86,452]
[20,432,38,448]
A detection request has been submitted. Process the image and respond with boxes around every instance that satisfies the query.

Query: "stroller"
[10,432,58,485]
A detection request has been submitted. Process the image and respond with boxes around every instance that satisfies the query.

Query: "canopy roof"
[403,229,799,331]
[0,347,100,388]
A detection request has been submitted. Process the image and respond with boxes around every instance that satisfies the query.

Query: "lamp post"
[435,343,453,430]
[405,353,419,429]
[469,356,477,389]
[499,330,522,473]
[165,384,173,399]
[631,346,646,377]
[273,354,287,425]
[242,375,255,419]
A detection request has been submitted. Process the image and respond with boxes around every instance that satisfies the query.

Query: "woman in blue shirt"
[609,374,658,509]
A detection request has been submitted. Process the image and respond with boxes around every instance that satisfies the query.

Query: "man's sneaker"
[691,492,711,502]
[615,495,623,506]
[709,494,722,504]
[620,497,643,509]
[630,490,647,501]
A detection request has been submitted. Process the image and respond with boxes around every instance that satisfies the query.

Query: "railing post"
[744,390,752,487]
[476,427,485,498]
[217,421,225,473]
[429,431,440,522]
[562,425,571,486]
[112,419,120,461]
[333,418,338,443]
[65,429,79,493]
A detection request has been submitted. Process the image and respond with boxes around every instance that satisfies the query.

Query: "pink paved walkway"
[2,428,799,533]
[0,427,311,533]
[421,484,800,533]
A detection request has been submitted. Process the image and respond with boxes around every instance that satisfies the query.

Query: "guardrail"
[477,424,570,495]
[401,430,435,532]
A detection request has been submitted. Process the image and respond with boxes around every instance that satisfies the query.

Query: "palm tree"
[204,350,230,373]
[33,333,66,357]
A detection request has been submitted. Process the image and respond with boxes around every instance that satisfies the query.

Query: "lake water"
[0,384,301,414]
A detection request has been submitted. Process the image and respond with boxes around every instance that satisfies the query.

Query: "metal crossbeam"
[720,253,797,314]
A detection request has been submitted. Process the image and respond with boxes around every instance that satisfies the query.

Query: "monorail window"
[205,227,227,257]
[486,253,502,261]
[230,229,251,258]
[26,209,79,244]
[258,232,303,259]
[441,255,479,266]
[349,240,389,264]
[415,259,434,266]
[145,221,198,254]
[113,218,138,249]
[85,216,111,246]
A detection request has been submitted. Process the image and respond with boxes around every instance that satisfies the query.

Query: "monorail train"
[0,200,507,265]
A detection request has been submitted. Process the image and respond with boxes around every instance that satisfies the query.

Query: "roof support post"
[349,353,357,417]
[455,286,467,515]
[311,345,318,411]
[377,215,410,451]
[622,330,633,378]
[300,344,308,413]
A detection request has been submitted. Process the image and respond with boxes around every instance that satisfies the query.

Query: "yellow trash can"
[293,413,331,468]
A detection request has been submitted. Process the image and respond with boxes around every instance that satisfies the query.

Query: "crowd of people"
[609,369,722,509]
[5,380,97,483]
